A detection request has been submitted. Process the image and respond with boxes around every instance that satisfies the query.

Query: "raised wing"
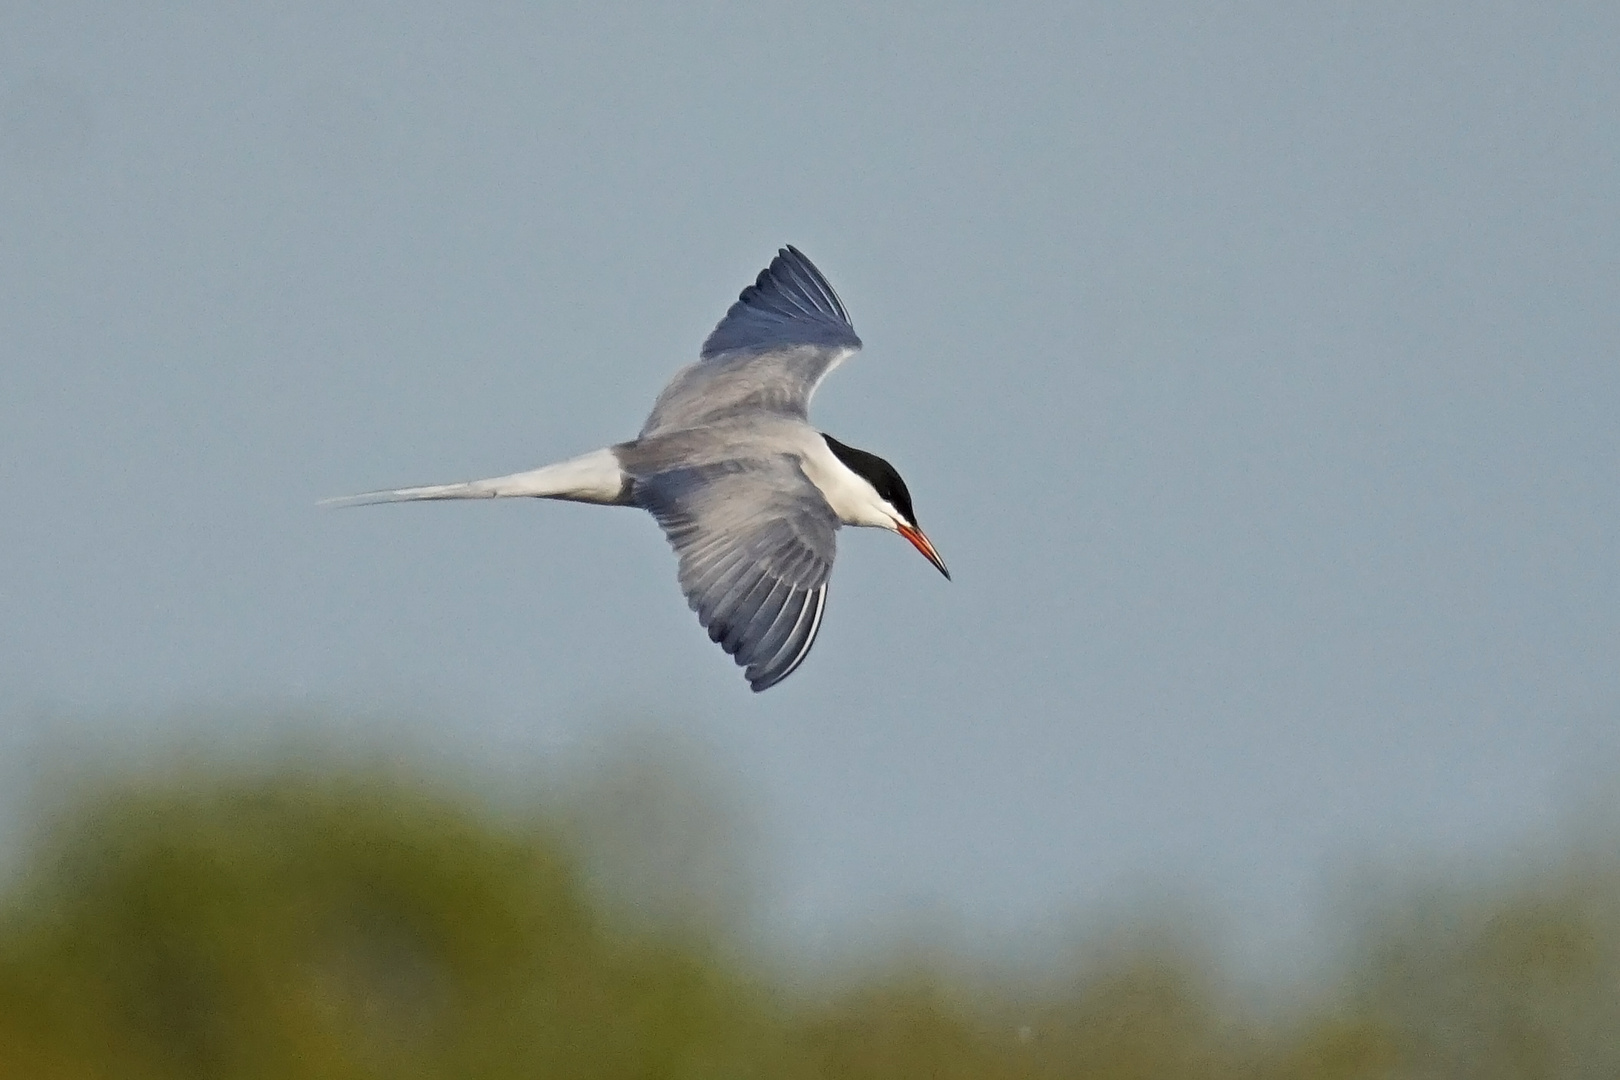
[632,457,837,692]
[641,246,862,436]
[701,245,861,360]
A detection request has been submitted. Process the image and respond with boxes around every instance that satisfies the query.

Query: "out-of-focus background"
[2,748,1619,1078]
[2,3,1618,1073]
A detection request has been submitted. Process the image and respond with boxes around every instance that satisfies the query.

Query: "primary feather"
[699,245,861,360]
[630,457,836,692]
[640,247,862,437]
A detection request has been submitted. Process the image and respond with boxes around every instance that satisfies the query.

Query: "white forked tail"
[319,447,628,508]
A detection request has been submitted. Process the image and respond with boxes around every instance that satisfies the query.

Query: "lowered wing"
[632,456,837,692]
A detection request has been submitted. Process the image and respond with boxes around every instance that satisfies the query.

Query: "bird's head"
[822,434,950,579]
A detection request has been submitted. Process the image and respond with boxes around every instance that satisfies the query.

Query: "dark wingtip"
[748,670,784,693]
[700,246,861,360]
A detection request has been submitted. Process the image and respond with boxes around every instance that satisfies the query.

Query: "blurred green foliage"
[0,754,1615,1079]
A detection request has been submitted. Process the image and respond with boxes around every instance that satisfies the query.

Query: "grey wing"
[641,247,862,436]
[633,457,838,692]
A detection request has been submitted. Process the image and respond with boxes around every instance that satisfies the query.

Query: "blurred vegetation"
[0,745,1615,1079]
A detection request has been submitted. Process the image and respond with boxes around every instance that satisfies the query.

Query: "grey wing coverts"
[640,246,862,437]
[633,459,836,692]
[627,246,862,688]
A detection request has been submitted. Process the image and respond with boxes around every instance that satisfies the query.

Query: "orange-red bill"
[897,523,950,580]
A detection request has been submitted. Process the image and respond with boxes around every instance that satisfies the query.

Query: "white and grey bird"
[324,246,949,691]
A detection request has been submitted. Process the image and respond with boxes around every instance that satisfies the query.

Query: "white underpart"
[319,447,627,508]
[797,434,902,530]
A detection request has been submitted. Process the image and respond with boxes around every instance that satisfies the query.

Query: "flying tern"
[325,246,948,691]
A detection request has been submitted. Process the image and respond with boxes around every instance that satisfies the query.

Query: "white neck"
[800,438,901,530]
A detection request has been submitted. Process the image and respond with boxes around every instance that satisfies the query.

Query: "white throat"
[800,437,901,530]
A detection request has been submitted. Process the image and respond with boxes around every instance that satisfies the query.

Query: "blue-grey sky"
[3,3,1617,964]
